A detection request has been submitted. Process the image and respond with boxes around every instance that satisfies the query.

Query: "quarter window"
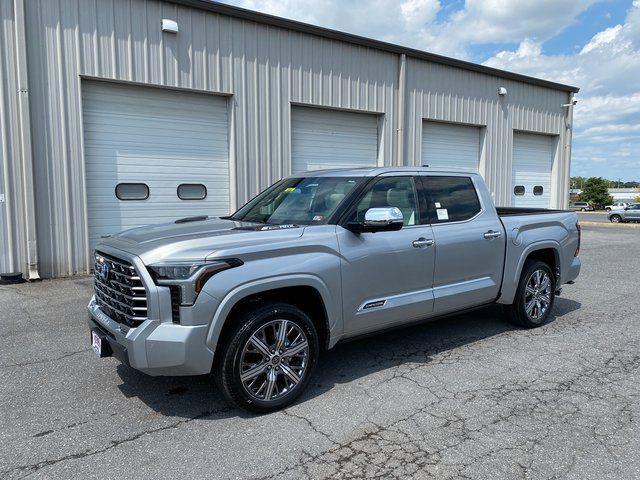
[115,183,149,201]
[352,176,419,226]
[533,186,544,196]
[177,183,207,200]
[514,185,525,196]
[425,176,481,223]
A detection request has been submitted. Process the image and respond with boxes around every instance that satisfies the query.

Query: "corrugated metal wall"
[0,0,573,278]
[0,0,36,277]
[405,59,571,208]
[0,0,17,274]
[24,0,398,277]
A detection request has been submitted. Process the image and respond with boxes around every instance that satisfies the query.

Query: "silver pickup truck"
[88,168,581,412]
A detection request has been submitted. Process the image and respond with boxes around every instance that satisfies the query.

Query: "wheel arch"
[206,275,336,360]
[498,241,561,305]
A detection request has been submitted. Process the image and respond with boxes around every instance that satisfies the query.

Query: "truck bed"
[496,207,569,216]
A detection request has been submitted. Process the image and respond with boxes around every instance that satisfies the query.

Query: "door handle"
[483,230,502,239]
[412,238,434,248]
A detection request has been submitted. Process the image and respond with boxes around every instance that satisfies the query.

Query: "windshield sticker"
[284,187,296,193]
[436,208,449,221]
[435,202,442,208]
[312,215,325,222]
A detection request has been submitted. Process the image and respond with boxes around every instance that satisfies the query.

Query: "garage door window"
[514,185,525,196]
[425,176,481,223]
[178,184,207,200]
[115,183,149,201]
[533,186,544,196]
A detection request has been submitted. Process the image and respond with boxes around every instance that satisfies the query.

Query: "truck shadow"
[115,297,581,419]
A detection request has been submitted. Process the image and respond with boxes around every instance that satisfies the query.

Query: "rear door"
[420,175,506,314]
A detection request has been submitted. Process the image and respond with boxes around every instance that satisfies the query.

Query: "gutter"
[13,0,39,280]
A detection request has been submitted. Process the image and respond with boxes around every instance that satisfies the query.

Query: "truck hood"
[95,217,305,265]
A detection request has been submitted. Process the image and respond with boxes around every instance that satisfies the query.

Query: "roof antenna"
[422,164,429,167]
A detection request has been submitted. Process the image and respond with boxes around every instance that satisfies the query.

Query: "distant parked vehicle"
[569,201,595,212]
[605,202,629,212]
[608,204,640,223]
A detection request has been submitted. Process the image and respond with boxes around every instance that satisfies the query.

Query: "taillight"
[575,222,581,256]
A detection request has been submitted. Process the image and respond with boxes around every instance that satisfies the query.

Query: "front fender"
[204,273,341,354]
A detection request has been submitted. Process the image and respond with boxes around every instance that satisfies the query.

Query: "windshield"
[231,177,361,225]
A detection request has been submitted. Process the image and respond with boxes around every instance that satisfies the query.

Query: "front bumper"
[87,295,214,376]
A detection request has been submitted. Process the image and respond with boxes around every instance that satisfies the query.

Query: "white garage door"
[421,121,480,171]
[82,81,230,250]
[512,132,555,208]
[291,107,378,173]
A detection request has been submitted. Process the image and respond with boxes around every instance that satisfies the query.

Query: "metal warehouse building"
[0,0,578,279]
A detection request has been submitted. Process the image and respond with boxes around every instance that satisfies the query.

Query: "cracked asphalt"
[1,225,639,479]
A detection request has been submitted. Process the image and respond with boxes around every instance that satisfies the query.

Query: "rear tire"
[214,302,319,414]
[580,208,586,212]
[610,214,622,223]
[504,260,556,328]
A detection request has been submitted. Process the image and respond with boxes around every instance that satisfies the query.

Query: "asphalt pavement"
[1,225,639,479]
[577,211,610,224]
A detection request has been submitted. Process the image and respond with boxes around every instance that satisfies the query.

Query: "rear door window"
[422,176,482,223]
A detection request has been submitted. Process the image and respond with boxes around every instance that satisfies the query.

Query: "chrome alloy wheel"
[239,319,309,401]
[524,269,552,321]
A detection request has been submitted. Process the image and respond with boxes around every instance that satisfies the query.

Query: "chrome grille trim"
[94,251,148,328]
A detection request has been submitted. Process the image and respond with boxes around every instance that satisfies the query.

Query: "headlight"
[148,259,243,305]
[147,263,204,280]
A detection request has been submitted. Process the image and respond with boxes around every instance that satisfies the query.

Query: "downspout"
[396,53,406,166]
[562,92,575,210]
[13,0,39,279]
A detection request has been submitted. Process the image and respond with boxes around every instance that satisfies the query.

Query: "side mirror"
[346,207,404,233]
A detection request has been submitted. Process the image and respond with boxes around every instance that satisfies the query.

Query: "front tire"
[610,214,622,223]
[214,302,319,413]
[505,260,556,328]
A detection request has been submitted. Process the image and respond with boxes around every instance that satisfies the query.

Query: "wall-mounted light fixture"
[161,19,179,34]
[562,99,578,107]
[498,86,507,96]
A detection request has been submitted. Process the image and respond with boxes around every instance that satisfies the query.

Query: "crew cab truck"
[88,168,581,412]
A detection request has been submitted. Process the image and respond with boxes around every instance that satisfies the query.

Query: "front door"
[337,174,436,335]
[421,175,506,314]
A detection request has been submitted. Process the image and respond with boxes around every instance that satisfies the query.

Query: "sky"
[224,0,640,181]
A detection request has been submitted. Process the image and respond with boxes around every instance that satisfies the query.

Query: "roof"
[171,0,580,93]
[291,166,479,177]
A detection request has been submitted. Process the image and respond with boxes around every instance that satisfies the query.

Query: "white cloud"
[483,2,640,179]
[224,0,640,180]
[580,24,623,54]
[227,0,599,58]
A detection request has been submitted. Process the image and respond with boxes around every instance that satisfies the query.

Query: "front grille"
[93,251,148,328]
[169,286,181,324]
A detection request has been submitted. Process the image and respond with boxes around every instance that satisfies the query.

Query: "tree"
[634,195,640,203]
[578,177,613,208]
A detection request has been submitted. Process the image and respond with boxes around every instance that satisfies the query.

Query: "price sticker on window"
[436,208,449,220]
